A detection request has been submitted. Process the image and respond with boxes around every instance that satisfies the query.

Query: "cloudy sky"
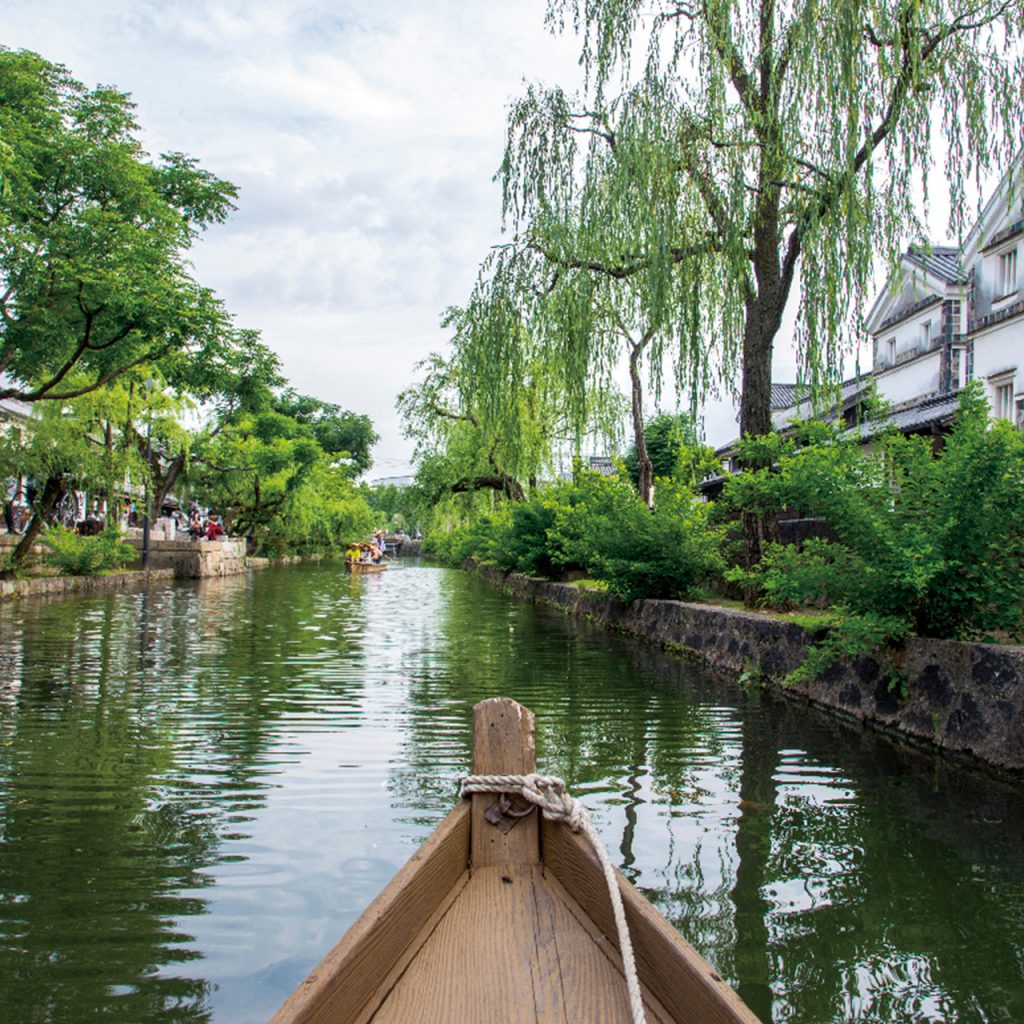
[4,1,973,475]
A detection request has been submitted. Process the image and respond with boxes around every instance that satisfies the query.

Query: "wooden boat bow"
[270,698,759,1024]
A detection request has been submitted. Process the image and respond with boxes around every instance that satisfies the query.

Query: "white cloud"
[228,54,413,123]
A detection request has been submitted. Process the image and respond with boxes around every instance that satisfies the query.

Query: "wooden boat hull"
[271,699,759,1024]
[346,560,387,574]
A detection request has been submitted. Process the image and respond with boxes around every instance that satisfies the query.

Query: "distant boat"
[346,558,387,574]
[271,697,759,1024]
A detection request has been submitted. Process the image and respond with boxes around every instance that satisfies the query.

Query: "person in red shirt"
[204,516,224,541]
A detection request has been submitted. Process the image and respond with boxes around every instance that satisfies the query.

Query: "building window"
[992,380,1014,421]
[920,320,932,350]
[885,337,896,366]
[999,249,1018,298]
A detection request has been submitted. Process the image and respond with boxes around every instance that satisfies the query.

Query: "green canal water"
[1,562,1022,1023]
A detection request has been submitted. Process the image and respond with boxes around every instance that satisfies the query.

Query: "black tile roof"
[905,245,967,285]
[846,391,961,441]
[770,383,798,409]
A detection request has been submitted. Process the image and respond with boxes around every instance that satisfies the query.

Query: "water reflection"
[0,564,1022,1023]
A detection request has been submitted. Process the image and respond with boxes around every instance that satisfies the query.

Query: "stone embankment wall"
[1,534,251,579]
[126,538,248,578]
[387,538,422,556]
[0,569,175,602]
[479,568,1024,777]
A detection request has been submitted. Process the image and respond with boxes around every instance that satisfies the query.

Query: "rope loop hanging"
[461,772,647,1024]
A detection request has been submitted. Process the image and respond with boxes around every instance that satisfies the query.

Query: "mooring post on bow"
[469,698,540,867]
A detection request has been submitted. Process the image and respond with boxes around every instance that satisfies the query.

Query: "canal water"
[0,563,1022,1024]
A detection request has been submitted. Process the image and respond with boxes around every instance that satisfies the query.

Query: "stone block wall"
[126,538,248,578]
[480,568,1024,777]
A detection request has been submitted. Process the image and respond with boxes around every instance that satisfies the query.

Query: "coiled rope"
[460,772,647,1024]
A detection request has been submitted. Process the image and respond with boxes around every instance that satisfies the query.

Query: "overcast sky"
[4,1,979,475]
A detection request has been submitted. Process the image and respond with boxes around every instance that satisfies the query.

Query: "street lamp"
[141,379,156,570]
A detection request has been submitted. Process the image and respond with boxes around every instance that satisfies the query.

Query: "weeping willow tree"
[398,304,623,510]
[462,0,1023,561]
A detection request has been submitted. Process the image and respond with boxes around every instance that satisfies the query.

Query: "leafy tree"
[623,412,721,492]
[362,482,424,534]
[187,405,373,555]
[399,345,620,507]
[273,389,377,476]
[128,332,286,522]
[0,49,238,403]
[457,0,1023,562]
[0,385,142,573]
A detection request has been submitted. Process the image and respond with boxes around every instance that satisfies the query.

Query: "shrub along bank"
[427,386,1024,685]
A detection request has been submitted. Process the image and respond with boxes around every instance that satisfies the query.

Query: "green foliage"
[0,388,143,508]
[362,483,423,535]
[273,462,375,557]
[424,515,501,566]
[624,413,721,491]
[0,49,239,404]
[274,390,377,476]
[428,468,724,602]
[550,472,725,602]
[452,0,1024,456]
[399,347,623,511]
[42,526,134,577]
[723,386,1024,674]
[485,492,566,577]
[188,405,375,556]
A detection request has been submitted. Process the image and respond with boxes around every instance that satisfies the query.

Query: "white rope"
[460,773,647,1024]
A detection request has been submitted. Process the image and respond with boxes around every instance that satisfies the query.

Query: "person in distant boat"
[346,542,361,562]
[374,530,386,561]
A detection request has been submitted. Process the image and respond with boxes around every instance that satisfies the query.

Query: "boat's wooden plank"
[471,697,540,867]
[540,868,676,1024]
[270,801,471,1024]
[371,864,645,1023]
[542,819,761,1024]
[350,870,470,1024]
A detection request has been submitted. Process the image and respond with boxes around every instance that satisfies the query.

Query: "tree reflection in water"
[1,565,1022,1024]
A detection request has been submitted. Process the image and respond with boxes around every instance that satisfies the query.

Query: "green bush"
[484,498,559,576]
[723,385,1024,674]
[425,515,502,565]
[42,526,136,576]
[550,472,725,602]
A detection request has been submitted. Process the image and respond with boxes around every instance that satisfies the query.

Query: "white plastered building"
[863,157,1023,431]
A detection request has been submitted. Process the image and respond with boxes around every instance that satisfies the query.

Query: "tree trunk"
[738,298,775,441]
[151,453,186,523]
[629,342,654,507]
[3,473,63,576]
[738,205,787,597]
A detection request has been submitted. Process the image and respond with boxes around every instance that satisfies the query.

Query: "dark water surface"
[1,563,1022,1023]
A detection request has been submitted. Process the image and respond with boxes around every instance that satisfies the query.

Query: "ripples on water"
[0,563,1022,1023]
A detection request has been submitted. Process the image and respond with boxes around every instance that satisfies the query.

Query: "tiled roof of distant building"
[770,383,798,409]
[846,391,961,442]
[904,245,967,285]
